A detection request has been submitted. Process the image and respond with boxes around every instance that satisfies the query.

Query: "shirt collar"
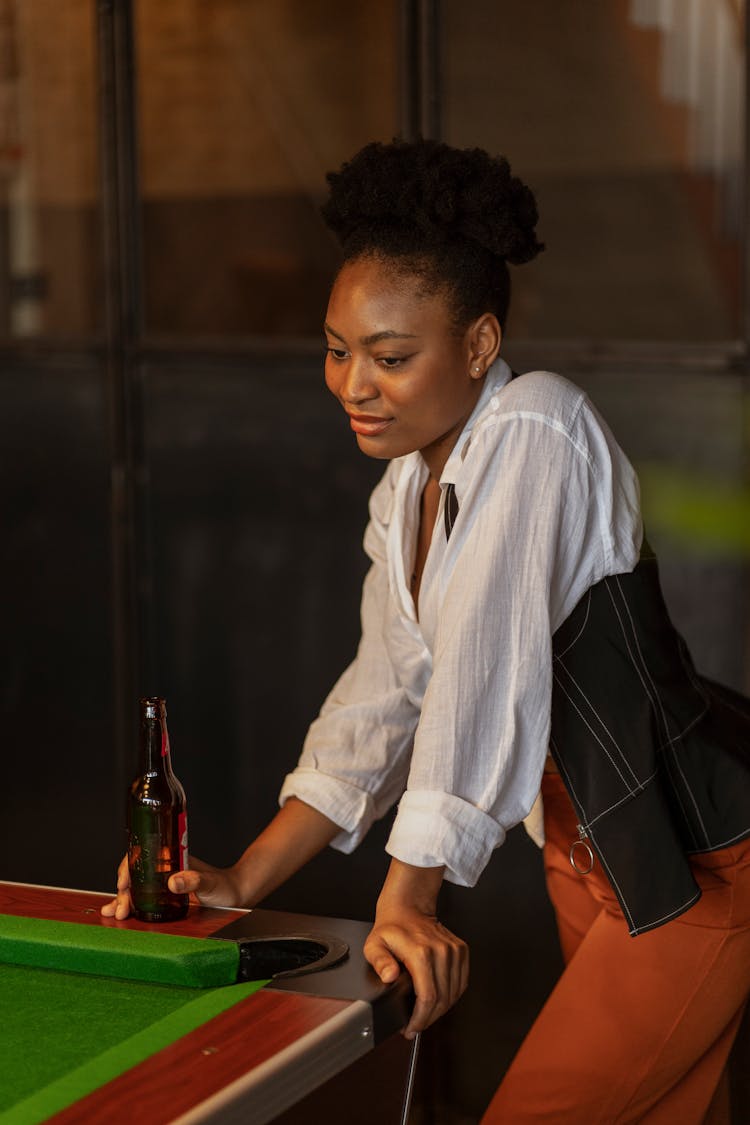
[439,357,513,486]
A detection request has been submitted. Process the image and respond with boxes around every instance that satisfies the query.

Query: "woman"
[104,140,750,1122]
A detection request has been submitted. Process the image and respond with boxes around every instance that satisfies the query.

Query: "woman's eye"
[379,355,408,369]
[326,347,349,360]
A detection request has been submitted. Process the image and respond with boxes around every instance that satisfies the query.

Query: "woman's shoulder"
[489,369,588,426]
[466,369,595,459]
[470,367,633,476]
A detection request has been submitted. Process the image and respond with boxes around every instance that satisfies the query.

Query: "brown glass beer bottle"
[128,697,189,922]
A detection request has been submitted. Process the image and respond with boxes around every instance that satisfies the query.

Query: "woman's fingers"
[167,860,241,908]
[444,920,470,1004]
[166,867,212,903]
[364,915,469,1039]
[100,855,132,920]
[403,927,465,1037]
[363,934,402,984]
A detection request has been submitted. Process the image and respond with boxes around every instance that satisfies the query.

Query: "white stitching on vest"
[553,672,637,793]
[555,660,641,786]
[601,582,698,847]
[615,576,712,850]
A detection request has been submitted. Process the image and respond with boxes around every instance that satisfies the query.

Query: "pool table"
[0,881,414,1124]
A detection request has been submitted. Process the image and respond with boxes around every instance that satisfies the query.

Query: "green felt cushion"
[0,914,240,987]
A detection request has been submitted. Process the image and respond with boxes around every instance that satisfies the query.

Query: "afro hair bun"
[322,138,544,266]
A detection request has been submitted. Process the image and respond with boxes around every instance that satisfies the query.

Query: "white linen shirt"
[279,359,642,886]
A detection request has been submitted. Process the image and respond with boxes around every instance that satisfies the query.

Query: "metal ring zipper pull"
[569,824,594,875]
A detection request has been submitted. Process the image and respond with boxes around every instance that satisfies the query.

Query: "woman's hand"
[363,859,469,1040]
[100,854,243,920]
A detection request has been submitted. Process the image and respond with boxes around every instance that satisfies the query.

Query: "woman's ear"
[467,314,502,379]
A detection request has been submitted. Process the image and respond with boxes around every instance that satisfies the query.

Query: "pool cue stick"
[398,1030,421,1125]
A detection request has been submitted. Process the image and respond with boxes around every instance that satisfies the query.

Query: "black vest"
[549,543,750,935]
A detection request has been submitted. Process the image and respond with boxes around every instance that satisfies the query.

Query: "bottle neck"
[138,699,173,776]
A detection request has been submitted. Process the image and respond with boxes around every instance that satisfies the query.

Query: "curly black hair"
[321,139,544,329]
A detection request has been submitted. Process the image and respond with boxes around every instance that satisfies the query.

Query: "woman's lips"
[347,413,394,436]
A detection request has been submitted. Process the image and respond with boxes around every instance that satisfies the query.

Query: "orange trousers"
[481,771,750,1124]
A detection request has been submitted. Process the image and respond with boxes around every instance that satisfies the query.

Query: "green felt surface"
[0,914,239,987]
[0,962,267,1124]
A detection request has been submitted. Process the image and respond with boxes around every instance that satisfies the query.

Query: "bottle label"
[178,811,189,872]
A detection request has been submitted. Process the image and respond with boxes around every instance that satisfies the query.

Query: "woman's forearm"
[375,856,445,918]
[229,797,342,906]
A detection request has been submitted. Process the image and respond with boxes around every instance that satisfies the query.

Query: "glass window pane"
[136,1,399,337]
[442,0,745,341]
[0,0,99,338]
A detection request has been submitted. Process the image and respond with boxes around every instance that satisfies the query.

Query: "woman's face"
[324,256,490,478]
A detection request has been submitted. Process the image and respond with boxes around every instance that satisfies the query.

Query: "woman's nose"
[340,356,377,404]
